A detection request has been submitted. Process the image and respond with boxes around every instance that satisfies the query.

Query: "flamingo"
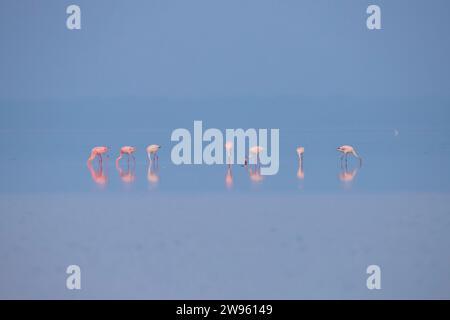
[116,146,136,166]
[147,144,161,163]
[225,141,233,164]
[296,146,304,160]
[337,145,362,165]
[250,146,263,156]
[247,146,263,166]
[296,147,305,180]
[241,146,264,183]
[87,146,108,164]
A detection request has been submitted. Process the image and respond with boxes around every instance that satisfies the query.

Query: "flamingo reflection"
[147,161,160,186]
[225,165,233,188]
[339,159,361,187]
[87,160,108,186]
[249,166,263,182]
[116,157,136,184]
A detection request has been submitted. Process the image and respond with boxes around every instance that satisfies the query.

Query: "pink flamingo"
[337,145,362,165]
[116,146,136,166]
[296,147,304,160]
[87,146,108,164]
[245,146,263,167]
[225,141,233,164]
[146,144,161,164]
[242,145,264,183]
[296,147,305,180]
[147,151,160,186]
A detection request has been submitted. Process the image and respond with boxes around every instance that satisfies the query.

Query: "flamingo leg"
[152,154,157,168]
[340,154,345,167]
[116,153,123,166]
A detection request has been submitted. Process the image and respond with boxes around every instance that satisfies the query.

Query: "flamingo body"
[116,146,136,165]
[337,145,361,161]
[87,146,108,163]
[337,145,362,168]
[146,144,161,161]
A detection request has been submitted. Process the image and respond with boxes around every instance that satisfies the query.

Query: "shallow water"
[1,99,450,298]
[2,99,450,194]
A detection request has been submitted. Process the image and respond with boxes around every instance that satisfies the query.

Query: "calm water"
[1,99,450,298]
[1,98,450,194]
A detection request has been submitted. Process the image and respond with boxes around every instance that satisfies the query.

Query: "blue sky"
[1,0,450,101]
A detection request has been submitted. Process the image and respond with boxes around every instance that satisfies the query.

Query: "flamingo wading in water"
[116,146,136,166]
[225,141,233,164]
[337,145,362,165]
[146,144,161,163]
[87,146,108,164]
[296,147,305,180]
[247,146,263,166]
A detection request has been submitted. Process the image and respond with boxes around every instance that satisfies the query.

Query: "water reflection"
[116,160,136,184]
[147,160,160,186]
[339,161,361,187]
[249,167,263,182]
[246,163,263,183]
[87,160,108,186]
[245,146,264,183]
[225,165,233,189]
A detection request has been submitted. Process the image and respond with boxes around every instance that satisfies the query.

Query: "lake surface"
[0,98,449,298]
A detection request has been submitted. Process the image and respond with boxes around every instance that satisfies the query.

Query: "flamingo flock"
[87,144,362,186]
